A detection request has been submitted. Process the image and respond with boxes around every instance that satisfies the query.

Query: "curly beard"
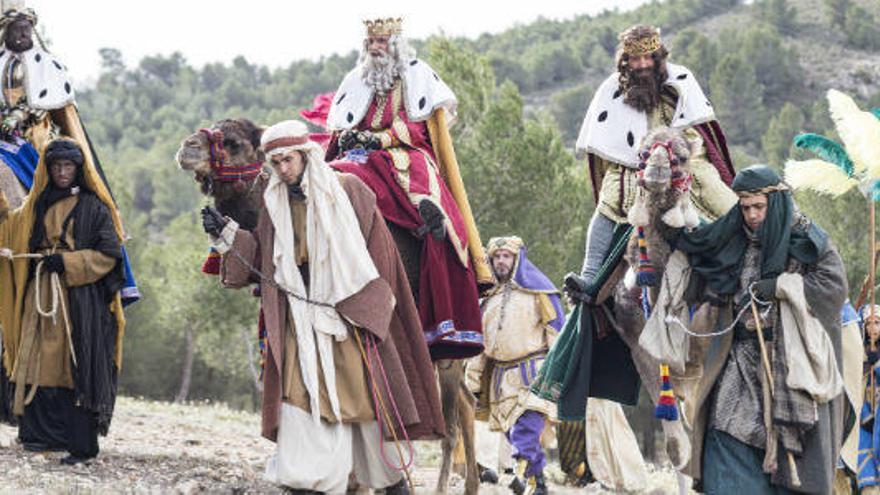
[620,65,666,113]
[361,51,399,94]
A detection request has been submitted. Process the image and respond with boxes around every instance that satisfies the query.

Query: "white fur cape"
[0,46,75,110]
[327,58,456,130]
[575,63,714,166]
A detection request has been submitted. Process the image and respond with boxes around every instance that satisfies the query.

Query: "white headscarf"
[261,120,379,423]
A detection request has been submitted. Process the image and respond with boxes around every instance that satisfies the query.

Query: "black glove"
[43,253,65,274]
[339,130,381,152]
[416,199,446,241]
[563,272,594,305]
[363,132,382,151]
[338,129,359,152]
[201,206,228,238]
[752,277,777,301]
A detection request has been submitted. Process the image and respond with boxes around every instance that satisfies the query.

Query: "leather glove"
[201,206,228,238]
[338,129,359,152]
[363,132,382,151]
[752,277,777,301]
[339,130,381,153]
[43,253,65,274]
[416,199,446,241]
[563,272,594,305]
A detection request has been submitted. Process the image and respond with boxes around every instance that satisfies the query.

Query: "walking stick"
[871,200,877,352]
[750,299,801,487]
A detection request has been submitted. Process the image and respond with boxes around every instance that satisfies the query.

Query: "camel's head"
[636,127,697,195]
[175,118,265,199]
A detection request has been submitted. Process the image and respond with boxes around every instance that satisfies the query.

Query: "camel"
[592,126,721,471]
[175,119,479,494]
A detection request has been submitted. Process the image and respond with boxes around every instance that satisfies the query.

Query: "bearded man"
[204,120,443,494]
[465,236,563,495]
[326,17,487,360]
[676,165,847,494]
[0,138,126,464]
[566,24,737,299]
[0,2,138,305]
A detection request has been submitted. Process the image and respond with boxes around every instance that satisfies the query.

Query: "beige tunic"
[467,285,557,432]
[279,199,375,423]
[15,194,116,389]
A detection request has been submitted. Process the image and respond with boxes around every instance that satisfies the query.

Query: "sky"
[26,0,649,85]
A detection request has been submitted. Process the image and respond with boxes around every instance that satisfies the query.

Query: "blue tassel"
[637,269,657,287]
[654,402,679,421]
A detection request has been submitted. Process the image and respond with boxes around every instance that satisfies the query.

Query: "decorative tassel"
[654,364,679,421]
[636,226,657,287]
[201,249,221,275]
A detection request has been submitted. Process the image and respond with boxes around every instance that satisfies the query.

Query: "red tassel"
[201,250,221,275]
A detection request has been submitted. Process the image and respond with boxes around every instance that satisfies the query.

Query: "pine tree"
[760,0,797,32]
[844,5,880,50]
[709,53,766,146]
[824,0,851,29]
[761,102,805,165]
[669,28,718,92]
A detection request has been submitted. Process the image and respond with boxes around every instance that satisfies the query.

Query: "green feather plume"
[793,133,854,177]
[872,108,880,120]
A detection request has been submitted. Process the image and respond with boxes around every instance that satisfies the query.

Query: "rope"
[0,247,77,367]
[656,263,772,338]
[353,330,415,493]
[228,249,334,308]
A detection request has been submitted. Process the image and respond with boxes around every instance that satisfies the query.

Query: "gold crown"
[623,34,661,56]
[364,17,403,37]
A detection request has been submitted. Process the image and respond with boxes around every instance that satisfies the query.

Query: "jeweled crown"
[364,17,403,37]
[623,33,661,56]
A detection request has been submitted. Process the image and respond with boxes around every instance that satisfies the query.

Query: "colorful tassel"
[201,249,221,275]
[654,363,679,421]
[636,226,657,286]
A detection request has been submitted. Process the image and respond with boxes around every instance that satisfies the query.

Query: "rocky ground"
[0,397,685,494]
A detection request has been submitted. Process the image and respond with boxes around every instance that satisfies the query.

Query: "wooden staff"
[750,300,801,488]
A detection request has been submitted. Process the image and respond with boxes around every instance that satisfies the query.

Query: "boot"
[508,459,528,495]
[60,454,93,465]
[382,478,409,495]
[479,463,500,484]
[532,472,548,495]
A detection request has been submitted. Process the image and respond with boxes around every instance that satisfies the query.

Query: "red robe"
[327,83,483,360]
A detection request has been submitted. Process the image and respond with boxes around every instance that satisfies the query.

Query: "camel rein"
[645,262,772,338]
[224,245,416,484]
[0,247,77,366]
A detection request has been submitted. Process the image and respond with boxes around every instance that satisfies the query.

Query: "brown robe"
[16,195,116,392]
[220,173,445,441]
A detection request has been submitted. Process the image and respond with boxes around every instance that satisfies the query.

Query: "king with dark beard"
[566,25,738,299]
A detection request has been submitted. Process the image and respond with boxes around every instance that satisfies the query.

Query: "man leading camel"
[203,120,443,494]
[326,17,486,360]
[676,165,847,494]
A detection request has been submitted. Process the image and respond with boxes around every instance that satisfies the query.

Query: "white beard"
[361,52,399,94]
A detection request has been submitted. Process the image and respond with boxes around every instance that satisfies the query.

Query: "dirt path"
[0,397,683,493]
